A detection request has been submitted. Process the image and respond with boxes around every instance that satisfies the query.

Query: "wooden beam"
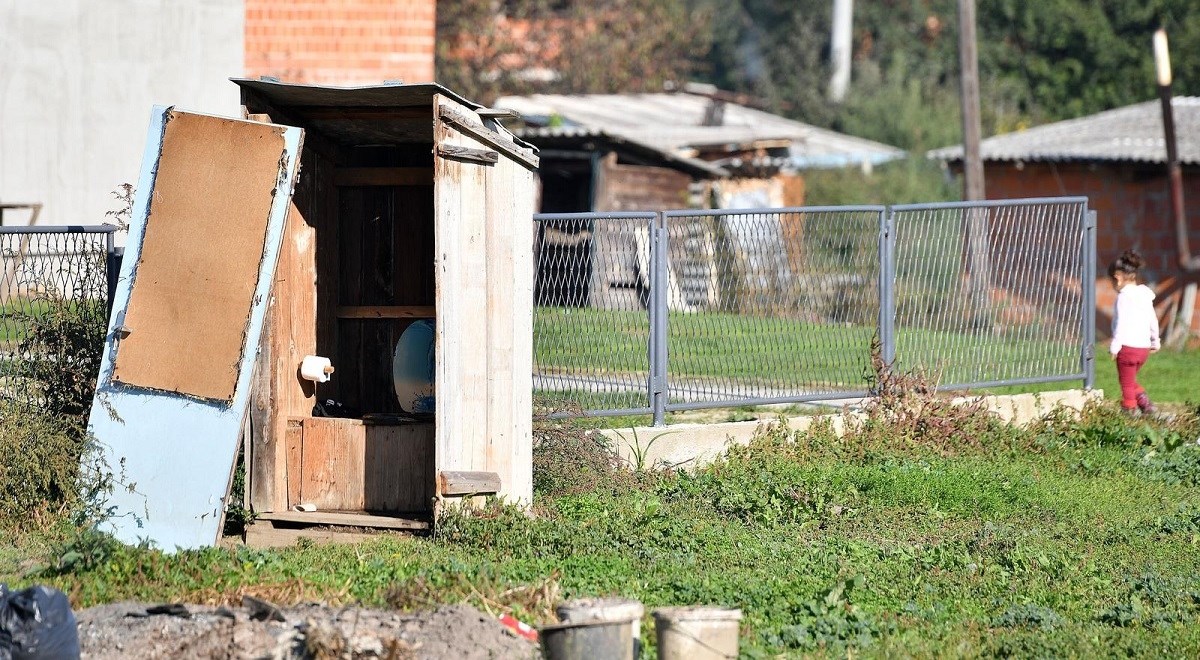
[334,167,432,187]
[337,305,435,319]
[437,104,539,170]
[438,470,502,496]
[437,144,499,165]
[257,510,431,530]
[244,521,407,549]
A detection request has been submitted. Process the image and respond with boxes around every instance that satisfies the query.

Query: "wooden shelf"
[337,305,435,319]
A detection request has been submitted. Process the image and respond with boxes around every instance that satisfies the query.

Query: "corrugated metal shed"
[929,97,1200,165]
[518,125,728,178]
[496,92,905,169]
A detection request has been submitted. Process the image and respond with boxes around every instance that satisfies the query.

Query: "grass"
[5,400,1199,657]
[536,306,1085,391]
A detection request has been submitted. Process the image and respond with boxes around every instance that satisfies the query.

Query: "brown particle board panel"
[112,111,288,401]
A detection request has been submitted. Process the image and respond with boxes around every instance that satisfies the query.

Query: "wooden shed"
[86,80,538,550]
[234,80,539,542]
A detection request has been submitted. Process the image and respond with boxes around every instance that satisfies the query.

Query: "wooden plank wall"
[434,95,536,505]
[250,145,328,513]
[334,148,435,414]
[290,418,434,512]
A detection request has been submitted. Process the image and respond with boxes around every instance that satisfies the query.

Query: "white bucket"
[653,607,742,660]
[555,598,644,659]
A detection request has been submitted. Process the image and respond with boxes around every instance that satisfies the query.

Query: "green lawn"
[536,306,1082,390]
[7,404,1199,656]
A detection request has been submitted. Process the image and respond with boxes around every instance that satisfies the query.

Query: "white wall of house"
[0,1,244,227]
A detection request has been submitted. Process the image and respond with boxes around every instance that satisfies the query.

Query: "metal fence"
[0,225,119,414]
[534,198,1095,423]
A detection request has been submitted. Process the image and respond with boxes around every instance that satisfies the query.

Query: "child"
[1108,250,1161,415]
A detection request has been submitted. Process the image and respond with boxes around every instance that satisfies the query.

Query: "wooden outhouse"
[86,80,538,550]
[235,80,539,541]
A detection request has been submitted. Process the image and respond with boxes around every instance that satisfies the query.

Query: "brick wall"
[985,162,1200,335]
[245,0,435,86]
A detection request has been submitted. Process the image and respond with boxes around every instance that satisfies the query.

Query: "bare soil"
[76,600,538,660]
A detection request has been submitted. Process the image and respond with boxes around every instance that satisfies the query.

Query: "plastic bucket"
[653,607,742,660]
[540,619,634,660]
[555,598,644,658]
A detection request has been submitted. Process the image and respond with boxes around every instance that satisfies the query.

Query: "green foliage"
[8,373,1200,656]
[436,0,712,104]
[992,603,1066,630]
[0,407,89,526]
[693,0,1200,151]
[759,576,893,653]
[803,158,960,207]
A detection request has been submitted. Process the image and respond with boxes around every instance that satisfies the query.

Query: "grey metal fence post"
[878,208,897,367]
[1083,207,1097,389]
[105,231,118,317]
[650,212,669,426]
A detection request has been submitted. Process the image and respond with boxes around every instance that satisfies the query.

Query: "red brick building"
[245,0,435,85]
[933,97,1200,338]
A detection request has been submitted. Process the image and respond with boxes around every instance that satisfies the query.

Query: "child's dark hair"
[1107,249,1144,279]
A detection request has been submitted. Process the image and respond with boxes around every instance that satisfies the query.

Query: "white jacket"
[1110,283,1161,355]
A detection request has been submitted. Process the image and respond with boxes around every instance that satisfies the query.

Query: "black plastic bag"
[0,585,79,660]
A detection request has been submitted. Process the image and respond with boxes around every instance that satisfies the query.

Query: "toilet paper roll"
[300,355,334,383]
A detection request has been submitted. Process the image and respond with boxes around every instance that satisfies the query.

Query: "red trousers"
[1115,347,1151,409]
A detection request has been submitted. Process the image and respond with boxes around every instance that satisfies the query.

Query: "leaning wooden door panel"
[87,107,303,550]
[112,111,287,401]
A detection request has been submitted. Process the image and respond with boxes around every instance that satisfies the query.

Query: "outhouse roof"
[232,78,482,110]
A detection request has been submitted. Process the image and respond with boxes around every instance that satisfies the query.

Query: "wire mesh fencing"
[533,198,1095,423]
[889,198,1093,389]
[660,208,882,410]
[0,226,118,419]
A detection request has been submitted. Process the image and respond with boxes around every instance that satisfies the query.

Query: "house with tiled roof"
[930,97,1200,337]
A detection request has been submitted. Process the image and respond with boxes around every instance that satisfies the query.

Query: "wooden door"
[432,95,538,505]
[87,108,303,550]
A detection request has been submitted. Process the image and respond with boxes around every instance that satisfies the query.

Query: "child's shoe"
[1136,392,1157,415]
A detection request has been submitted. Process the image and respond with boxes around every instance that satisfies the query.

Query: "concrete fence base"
[599,389,1103,471]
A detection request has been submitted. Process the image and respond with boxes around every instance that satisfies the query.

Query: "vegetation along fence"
[0,225,119,419]
[534,198,1096,424]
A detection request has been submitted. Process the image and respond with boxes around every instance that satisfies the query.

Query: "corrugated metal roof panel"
[496,92,906,169]
[928,97,1200,165]
[515,125,729,178]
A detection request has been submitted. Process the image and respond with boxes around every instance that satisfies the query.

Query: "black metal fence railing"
[0,226,119,417]
[534,198,1095,424]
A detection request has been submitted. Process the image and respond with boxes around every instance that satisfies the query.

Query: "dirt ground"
[76,600,538,659]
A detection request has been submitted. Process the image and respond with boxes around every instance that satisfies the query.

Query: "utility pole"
[958,0,984,201]
[958,0,990,328]
[1156,28,1197,345]
[829,0,853,102]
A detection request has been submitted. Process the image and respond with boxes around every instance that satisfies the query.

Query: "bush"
[0,408,89,527]
[532,420,639,497]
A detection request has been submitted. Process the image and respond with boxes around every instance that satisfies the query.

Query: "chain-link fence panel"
[661,207,884,409]
[0,227,116,419]
[889,198,1090,389]
[533,213,655,416]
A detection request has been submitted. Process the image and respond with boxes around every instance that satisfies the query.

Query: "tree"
[437,0,713,105]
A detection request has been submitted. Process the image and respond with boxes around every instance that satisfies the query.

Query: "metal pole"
[650,213,669,426]
[1083,208,1097,389]
[105,232,118,318]
[880,209,897,366]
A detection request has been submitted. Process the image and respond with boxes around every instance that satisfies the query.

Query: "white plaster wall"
[0,1,244,228]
